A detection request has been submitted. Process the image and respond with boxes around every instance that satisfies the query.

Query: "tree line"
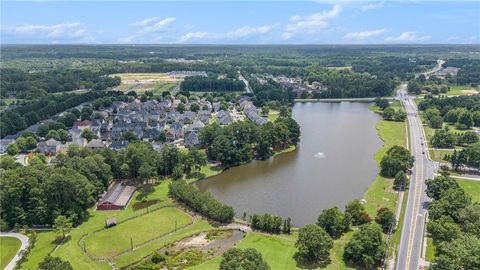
[0,68,120,99]
[180,76,245,92]
[425,174,480,270]
[0,91,121,138]
[168,180,235,223]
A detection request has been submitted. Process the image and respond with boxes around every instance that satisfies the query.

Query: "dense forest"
[0,68,121,98]
[180,76,245,92]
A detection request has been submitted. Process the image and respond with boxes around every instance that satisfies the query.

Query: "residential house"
[38,139,61,155]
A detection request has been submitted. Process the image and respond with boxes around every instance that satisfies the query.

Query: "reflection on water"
[196,102,382,226]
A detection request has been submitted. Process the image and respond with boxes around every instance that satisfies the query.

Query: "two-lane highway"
[396,85,436,270]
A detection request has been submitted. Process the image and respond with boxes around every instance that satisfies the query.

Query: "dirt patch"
[132,199,160,211]
[461,89,479,95]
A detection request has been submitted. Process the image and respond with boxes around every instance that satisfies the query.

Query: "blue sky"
[1,1,479,44]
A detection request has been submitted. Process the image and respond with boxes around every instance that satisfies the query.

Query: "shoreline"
[187,145,298,184]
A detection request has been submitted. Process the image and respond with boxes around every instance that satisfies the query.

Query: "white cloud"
[177,32,213,42]
[226,25,276,39]
[385,31,431,43]
[361,2,384,12]
[131,17,161,27]
[344,28,387,40]
[177,24,277,43]
[14,22,86,38]
[133,17,176,34]
[283,5,341,39]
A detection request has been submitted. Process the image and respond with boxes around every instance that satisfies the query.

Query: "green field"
[189,231,355,270]
[446,85,479,96]
[1,236,21,269]
[20,180,214,270]
[83,207,192,258]
[456,179,480,203]
[111,73,180,94]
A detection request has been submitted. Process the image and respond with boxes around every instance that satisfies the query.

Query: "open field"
[455,178,480,203]
[20,180,214,270]
[83,207,192,258]
[1,237,21,269]
[190,231,355,270]
[111,73,181,94]
[446,85,479,96]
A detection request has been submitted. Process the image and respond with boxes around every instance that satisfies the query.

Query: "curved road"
[0,232,29,270]
[396,85,436,270]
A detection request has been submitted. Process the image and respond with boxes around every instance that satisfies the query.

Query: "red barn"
[97,183,136,211]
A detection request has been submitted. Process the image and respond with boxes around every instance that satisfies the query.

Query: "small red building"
[97,183,136,211]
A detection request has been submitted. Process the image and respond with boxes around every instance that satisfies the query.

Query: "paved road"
[0,232,29,270]
[238,72,253,94]
[396,85,436,270]
[419,59,445,79]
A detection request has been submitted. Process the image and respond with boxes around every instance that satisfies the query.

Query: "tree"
[190,102,200,112]
[375,207,396,233]
[344,223,385,269]
[427,216,462,243]
[431,129,456,148]
[38,256,73,270]
[25,136,38,150]
[380,146,414,177]
[394,171,409,191]
[220,248,270,270]
[81,129,97,142]
[6,143,19,156]
[457,111,473,129]
[425,176,460,200]
[54,215,72,239]
[345,200,370,225]
[316,207,348,239]
[295,224,333,262]
[432,234,480,270]
[428,187,471,222]
[429,115,443,129]
[122,130,137,142]
[57,129,69,143]
[177,103,185,113]
[45,130,60,141]
[282,217,292,234]
[382,107,395,120]
[374,98,390,110]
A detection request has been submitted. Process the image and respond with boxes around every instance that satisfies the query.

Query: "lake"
[195,102,383,226]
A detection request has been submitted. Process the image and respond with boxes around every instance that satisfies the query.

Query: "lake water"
[195,102,383,226]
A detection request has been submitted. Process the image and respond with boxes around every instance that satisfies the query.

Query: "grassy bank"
[1,236,22,269]
[455,178,480,203]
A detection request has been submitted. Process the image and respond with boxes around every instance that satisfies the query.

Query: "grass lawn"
[20,231,57,270]
[21,180,213,270]
[446,85,479,96]
[189,231,355,270]
[428,149,455,162]
[83,207,192,258]
[1,236,21,269]
[455,179,480,203]
[268,109,280,122]
[364,119,405,216]
[426,238,435,262]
